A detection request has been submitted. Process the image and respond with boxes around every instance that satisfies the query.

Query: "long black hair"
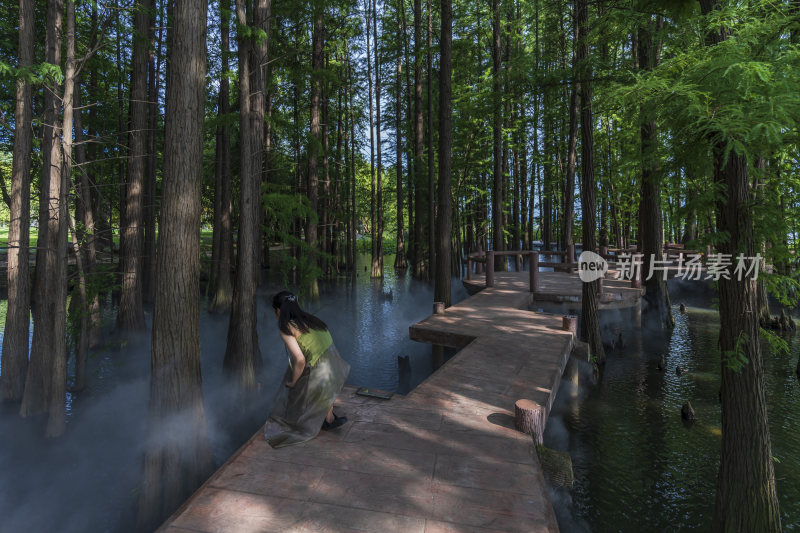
[272,290,329,335]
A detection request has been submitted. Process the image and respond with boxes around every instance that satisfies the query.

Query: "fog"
[0,270,467,533]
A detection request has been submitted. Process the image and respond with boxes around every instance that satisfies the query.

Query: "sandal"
[321,413,347,431]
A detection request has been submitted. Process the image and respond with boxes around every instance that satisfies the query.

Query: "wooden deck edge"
[157,385,367,531]
[157,423,268,532]
[544,333,575,423]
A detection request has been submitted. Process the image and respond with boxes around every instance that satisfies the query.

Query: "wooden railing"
[466,243,645,292]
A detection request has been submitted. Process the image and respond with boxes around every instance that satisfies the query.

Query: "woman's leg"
[325,406,334,424]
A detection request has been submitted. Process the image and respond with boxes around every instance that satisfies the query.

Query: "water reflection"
[546,300,800,531]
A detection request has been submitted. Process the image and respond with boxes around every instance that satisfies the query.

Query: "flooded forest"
[0,0,799,531]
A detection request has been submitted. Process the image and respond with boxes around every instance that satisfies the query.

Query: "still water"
[2,257,799,531]
[0,253,465,533]
[546,286,800,531]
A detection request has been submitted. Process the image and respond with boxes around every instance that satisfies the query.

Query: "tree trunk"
[210,0,233,312]
[118,0,153,331]
[562,8,578,253]
[637,20,674,330]
[698,3,781,530]
[117,14,127,279]
[321,52,331,278]
[576,0,604,362]
[344,44,355,275]
[33,0,64,321]
[224,0,269,388]
[371,0,384,279]
[22,0,68,439]
[136,1,214,527]
[364,0,376,275]
[68,212,89,393]
[711,152,782,533]
[435,0,452,307]
[413,0,426,279]
[263,90,273,270]
[520,105,529,250]
[492,0,505,271]
[426,0,435,280]
[143,1,164,305]
[308,6,323,292]
[1,0,34,402]
[73,76,102,379]
[394,3,407,271]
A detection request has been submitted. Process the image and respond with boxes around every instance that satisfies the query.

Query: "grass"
[0,228,39,249]
[0,228,216,250]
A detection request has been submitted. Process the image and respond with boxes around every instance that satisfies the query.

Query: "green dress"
[263,327,350,448]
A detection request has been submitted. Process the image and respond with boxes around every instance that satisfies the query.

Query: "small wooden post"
[530,252,539,293]
[432,302,445,367]
[486,251,495,287]
[515,399,545,445]
[476,242,484,274]
[515,252,522,272]
[562,315,578,337]
[467,259,472,280]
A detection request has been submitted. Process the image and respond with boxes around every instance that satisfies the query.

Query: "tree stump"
[514,399,545,445]
[681,401,695,421]
[779,309,795,332]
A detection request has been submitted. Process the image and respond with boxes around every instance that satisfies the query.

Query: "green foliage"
[764,274,800,309]
[760,327,790,357]
[721,331,750,372]
[262,184,325,291]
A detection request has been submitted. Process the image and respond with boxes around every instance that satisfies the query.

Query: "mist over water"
[0,253,467,533]
[544,280,800,531]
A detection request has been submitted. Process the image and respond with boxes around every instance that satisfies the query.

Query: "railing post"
[476,242,484,274]
[486,251,495,287]
[467,259,472,280]
[530,251,539,293]
[562,315,578,336]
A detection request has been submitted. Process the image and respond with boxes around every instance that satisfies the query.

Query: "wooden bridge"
[158,269,631,533]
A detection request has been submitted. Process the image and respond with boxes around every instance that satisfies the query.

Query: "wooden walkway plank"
[159,274,581,533]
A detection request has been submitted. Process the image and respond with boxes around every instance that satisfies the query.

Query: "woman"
[263,291,351,448]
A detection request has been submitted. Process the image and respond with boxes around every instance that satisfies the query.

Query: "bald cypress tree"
[137,0,214,528]
[697,2,781,530]
[117,0,153,331]
[435,0,452,307]
[1,0,35,403]
[577,0,604,362]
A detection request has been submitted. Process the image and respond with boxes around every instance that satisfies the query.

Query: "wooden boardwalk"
[159,277,576,533]
[463,270,643,309]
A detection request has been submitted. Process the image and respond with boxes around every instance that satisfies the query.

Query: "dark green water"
[547,304,800,531]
